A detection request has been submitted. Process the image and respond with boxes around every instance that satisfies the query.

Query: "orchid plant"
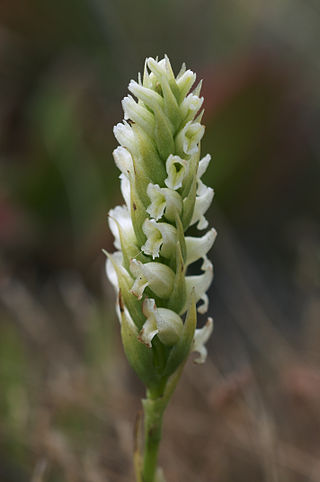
[106,56,215,482]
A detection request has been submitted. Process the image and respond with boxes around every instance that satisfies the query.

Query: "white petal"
[192,317,213,363]
[130,274,149,300]
[197,154,211,179]
[113,121,137,153]
[105,252,122,291]
[138,315,158,347]
[190,185,214,230]
[185,228,217,266]
[113,146,134,178]
[120,173,131,210]
[185,260,213,313]
[108,205,134,250]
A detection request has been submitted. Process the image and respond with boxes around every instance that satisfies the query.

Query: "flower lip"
[142,218,177,259]
[165,154,188,190]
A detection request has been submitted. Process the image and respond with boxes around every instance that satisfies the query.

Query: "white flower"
[139,298,183,347]
[192,317,213,363]
[164,155,188,190]
[142,218,176,259]
[176,121,205,156]
[146,183,182,222]
[130,259,175,299]
[180,93,204,121]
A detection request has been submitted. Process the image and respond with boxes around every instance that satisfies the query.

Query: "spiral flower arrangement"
[106,56,216,481]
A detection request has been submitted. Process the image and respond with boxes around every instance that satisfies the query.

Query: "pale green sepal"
[175,211,186,263]
[130,154,152,208]
[192,79,203,97]
[167,241,186,314]
[194,109,204,124]
[176,70,196,104]
[182,173,197,231]
[153,104,175,160]
[160,75,181,132]
[130,182,147,246]
[129,80,164,113]
[122,95,155,138]
[163,291,197,378]
[164,54,180,102]
[132,124,166,186]
[120,298,160,388]
[110,215,139,272]
[181,148,200,199]
[104,251,146,329]
[176,62,186,80]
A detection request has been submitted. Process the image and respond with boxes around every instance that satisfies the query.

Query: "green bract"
[106,55,215,389]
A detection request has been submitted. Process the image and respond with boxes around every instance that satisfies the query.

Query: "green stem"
[140,363,186,481]
[142,396,164,482]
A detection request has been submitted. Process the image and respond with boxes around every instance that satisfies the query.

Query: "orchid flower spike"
[105,55,217,482]
[106,55,216,387]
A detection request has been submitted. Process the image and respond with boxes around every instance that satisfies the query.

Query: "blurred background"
[0,1,319,481]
